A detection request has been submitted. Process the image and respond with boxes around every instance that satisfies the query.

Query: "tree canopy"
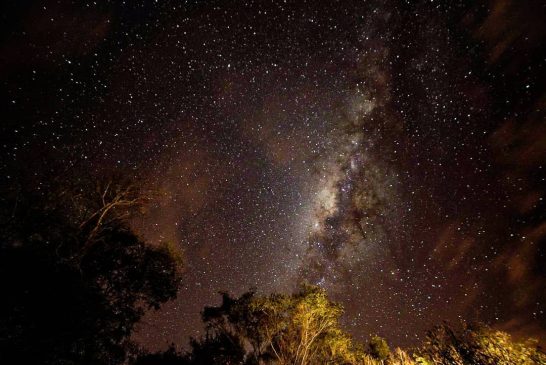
[134,287,546,365]
[0,177,183,365]
[199,284,365,365]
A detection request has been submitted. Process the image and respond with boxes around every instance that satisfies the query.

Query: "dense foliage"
[200,285,365,365]
[0,178,182,365]
[134,286,546,365]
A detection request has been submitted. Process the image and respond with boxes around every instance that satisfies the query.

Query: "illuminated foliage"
[368,335,390,362]
[200,284,365,365]
[417,323,546,365]
[181,289,546,365]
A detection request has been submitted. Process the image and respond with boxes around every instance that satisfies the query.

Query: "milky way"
[1,0,545,350]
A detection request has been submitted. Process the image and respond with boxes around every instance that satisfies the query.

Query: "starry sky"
[1,0,545,350]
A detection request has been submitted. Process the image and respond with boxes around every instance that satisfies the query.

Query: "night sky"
[1,0,545,351]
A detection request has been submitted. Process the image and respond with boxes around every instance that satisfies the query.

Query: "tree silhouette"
[186,332,246,365]
[0,178,182,365]
[133,345,188,365]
